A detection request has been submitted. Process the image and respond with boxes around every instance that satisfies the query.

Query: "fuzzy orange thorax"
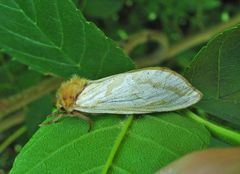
[56,76,88,112]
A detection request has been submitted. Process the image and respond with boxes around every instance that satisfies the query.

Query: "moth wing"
[75,68,202,114]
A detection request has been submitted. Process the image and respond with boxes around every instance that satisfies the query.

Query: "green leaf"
[0,0,134,79]
[209,137,231,147]
[10,113,210,174]
[25,94,53,137]
[0,58,44,96]
[0,59,24,95]
[185,25,240,126]
[83,0,124,19]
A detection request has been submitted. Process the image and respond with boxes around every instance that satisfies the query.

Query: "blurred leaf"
[185,25,240,126]
[175,50,197,69]
[83,0,125,19]
[10,113,210,174]
[170,0,220,11]
[0,0,134,79]
[25,95,53,136]
[71,0,78,6]
[209,137,231,147]
[0,59,24,85]
[128,0,220,39]
[0,59,43,97]
[15,70,43,90]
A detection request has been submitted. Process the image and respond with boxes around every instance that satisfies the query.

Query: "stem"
[183,110,240,145]
[101,115,134,174]
[122,30,169,55]
[135,13,240,67]
[0,111,25,133]
[0,126,27,153]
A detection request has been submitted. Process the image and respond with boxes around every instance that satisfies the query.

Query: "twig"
[134,13,240,67]
[122,30,169,55]
[0,111,25,133]
[0,77,62,119]
[0,126,27,153]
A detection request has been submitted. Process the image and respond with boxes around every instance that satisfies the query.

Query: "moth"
[40,67,202,130]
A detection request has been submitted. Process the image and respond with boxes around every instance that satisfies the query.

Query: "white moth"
[41,67,202,129]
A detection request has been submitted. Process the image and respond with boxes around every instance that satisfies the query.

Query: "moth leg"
[46,110,59,118]
[39,114,63,127]
[72,111,93,132]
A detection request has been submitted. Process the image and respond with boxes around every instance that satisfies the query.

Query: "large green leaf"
[185,26,240,126]
[10,113,210,174]
[0,0,134,79]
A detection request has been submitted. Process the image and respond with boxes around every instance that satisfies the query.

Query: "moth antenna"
[39,114,63,127]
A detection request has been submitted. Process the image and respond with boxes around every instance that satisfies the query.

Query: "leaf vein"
[3,46,78,67]
[147,115,205,144]
[0,25,56,49]
[0,3,21,12]
[81,166,104,174]
[55,1,64,48]
[24,125,120,174]
[112,165,133,174]
[96,41,110,77]
[77,20,86,66]
[101,115,134,174]
[129,132,179,158]
[13,1,76,64]
[217,42,221,98]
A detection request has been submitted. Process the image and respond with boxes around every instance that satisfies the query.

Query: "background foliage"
[0,0,240,173]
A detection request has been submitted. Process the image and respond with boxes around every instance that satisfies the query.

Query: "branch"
[122,30,168,55]
[0,126,27,153]
[134,13,240,67]
[0,111,25,133]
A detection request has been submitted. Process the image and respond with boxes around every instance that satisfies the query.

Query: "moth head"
[56,75,87,113]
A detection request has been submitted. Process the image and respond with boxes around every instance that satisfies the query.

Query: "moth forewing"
[74,67,202,114]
